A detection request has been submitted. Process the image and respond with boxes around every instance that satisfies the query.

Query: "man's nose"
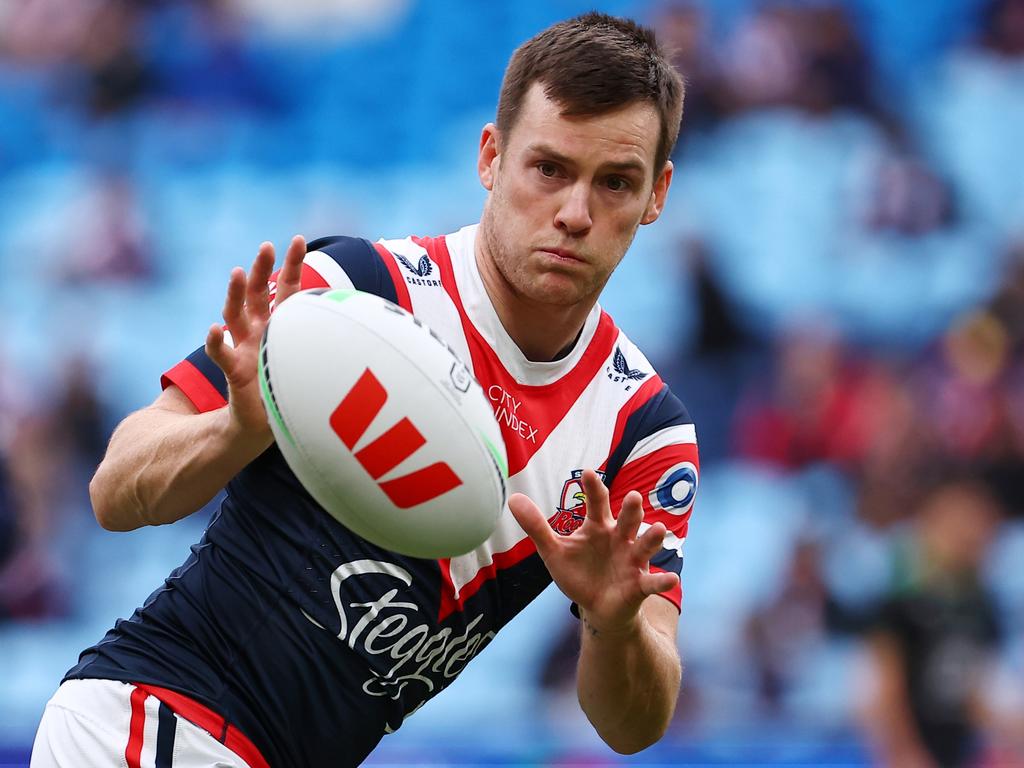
[554,182,593,235]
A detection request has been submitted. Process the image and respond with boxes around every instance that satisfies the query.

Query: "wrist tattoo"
[582,616,599,638]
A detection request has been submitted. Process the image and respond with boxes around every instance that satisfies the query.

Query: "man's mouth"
[538,248,584,263]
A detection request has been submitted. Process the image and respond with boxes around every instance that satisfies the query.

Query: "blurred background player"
[863,477,1024,767]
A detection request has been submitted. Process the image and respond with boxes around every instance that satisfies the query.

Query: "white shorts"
[31,679,264,768]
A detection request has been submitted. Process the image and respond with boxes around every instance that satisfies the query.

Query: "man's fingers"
[640,570,679,597]
[508,492,558,556]
[246,242,276,321]
[580,469,612,525]
[223,267,251,342]
[635,521,668,565]
[205,323,235,376]
[615,490,644,541]
[276,235,306,305]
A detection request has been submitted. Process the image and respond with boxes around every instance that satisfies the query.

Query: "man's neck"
[474,232,593,363]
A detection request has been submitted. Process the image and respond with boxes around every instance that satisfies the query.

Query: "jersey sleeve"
[161,236,396,412]
[604,384,699,613]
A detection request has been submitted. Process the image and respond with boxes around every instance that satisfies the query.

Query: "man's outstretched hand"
[508,468,677,635]
[204,235,306,443]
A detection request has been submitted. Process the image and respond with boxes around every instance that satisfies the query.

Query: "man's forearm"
[90,405,266,531]
[576,604,681,754]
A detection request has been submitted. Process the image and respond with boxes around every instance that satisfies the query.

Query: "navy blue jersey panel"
[650,545,684,574]
[306,236,398,304]
[603,385,692,488]
[64,445,550,767]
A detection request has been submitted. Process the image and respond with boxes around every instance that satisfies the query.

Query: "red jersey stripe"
[299,263,331,289]
[419,234,618,477]
[599,375,665,472]
[437,535,539,622]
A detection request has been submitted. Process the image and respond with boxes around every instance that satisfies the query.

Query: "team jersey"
[65,224,699,768]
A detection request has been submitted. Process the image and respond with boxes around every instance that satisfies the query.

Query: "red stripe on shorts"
[134,683,271,768]
[125,687,148,768]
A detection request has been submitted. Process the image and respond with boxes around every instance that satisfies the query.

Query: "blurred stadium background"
[2,0,1024,765]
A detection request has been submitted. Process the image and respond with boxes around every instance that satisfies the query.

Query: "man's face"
[477,82,672,308]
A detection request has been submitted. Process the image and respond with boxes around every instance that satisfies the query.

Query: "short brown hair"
[496,12,685,175]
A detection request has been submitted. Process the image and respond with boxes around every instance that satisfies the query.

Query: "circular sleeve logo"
[648,462,698,515]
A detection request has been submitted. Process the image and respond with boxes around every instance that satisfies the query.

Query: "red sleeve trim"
[373,243,413,312]
[160,360,227,413]
[650,566,683,612]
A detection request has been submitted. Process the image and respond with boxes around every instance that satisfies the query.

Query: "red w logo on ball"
[329,369,462,508]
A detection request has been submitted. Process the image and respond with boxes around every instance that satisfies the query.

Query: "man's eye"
[606,176,629,192]
[537,163,558,177]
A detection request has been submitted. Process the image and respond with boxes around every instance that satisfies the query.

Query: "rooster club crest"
[549,469,606,536]
[395,253,441,287]
[606,346,647,390]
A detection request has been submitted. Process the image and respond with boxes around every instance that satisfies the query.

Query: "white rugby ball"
[257,288,508,558]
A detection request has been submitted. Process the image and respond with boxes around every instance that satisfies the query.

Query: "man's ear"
[641,160,674,225]
[478,123,500,191]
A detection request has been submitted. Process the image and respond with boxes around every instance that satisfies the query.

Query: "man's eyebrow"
[524,143,647,175]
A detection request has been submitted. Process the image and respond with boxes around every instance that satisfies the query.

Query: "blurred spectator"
[0,351,28,570]
[914,310,1011,463]
[732,326,869,469]
[685,239,750,361]
[144,0,282,113]
[0,347,108,623]
[848,360,933,528]
[988,243,1024,346]
[794,4,874,117]
[0,0,101,63]
[226,0,411,38]
[744,538,830,715]
[980,0,1024,57]
[654,3,727,144]
[719,3,874,119]
[745,534,874,717]
[0,359,110,623]
[661,238,759,463]
[721,5,805,112]
[973,246,1024,516]
[0,353,68,622]
[862,478,1023,767]
[538,614,579,695]
[861,151,958,235]
[56,172,154,285]
[74,0,152,116]
[0,444,17,576]
[49,356,110,478]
